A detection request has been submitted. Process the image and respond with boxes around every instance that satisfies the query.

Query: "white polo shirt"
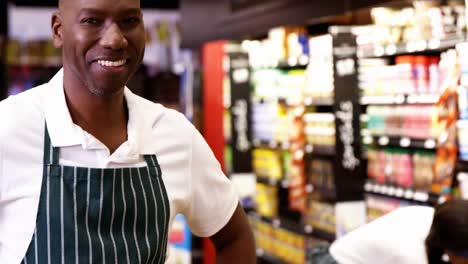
[330,206,435,264]
[0,69,239,264]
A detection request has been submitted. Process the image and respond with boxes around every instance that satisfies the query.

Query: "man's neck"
[63,74,128,154]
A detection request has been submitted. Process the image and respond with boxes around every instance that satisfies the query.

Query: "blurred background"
[2,0,468,263]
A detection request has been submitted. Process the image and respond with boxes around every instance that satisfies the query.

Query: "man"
[312,199,468,264]
[0,0,256,263]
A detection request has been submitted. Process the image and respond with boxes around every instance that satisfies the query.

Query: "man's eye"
[123,17,141,25]
[81,18,101,25]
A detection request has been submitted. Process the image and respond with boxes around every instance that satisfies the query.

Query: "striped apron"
[21,126,170,264]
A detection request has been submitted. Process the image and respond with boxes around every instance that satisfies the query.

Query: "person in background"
[0,0,256,263]
[311,199,468,264]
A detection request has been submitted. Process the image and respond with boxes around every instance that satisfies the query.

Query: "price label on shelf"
[385,44,397,55]
[364,182,372,192]
[306,184,314,193]
[395,95,405,104]
[269,141,278,148]
[288,57,298,67]
[406,42,417,53]
[282,180,290,189]
[363,136,373,145]
[304,225,314,234]
[388,186,396,196]
[378,136,389,146]
[415,40,427,51]
[374,45,385,57]
[305,144,314,153]
[382,185,390,195]
[272,219,281,228]
[428,39,441,49]
[253,139,260,147]
[424,139,436,149]
[395,188,404,197]
[413,192,429,202]
[400,137,411,147]
[299,55,309,66]
[404,190,414,199]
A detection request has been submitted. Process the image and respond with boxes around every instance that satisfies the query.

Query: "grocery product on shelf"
[308,159,334,191]
[303,113,335,147]
[356,2,466,47]
[359,55,442,96]
[304,200,336,234]
[255,183,279,218]
[366,147,436,190]
[365,105,438,139]
[306,34,334,99]
[250,216,308,264]
[253,149,283,181]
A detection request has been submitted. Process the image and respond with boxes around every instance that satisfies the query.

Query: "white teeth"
[97,59,126,67]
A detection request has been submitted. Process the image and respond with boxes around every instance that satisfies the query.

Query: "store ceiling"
[10,0,179,9]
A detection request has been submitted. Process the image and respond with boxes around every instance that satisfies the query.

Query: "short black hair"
[426,199,468,264]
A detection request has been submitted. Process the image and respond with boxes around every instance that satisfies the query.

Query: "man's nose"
[99,23,128,50]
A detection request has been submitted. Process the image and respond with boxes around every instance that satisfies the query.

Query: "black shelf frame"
[304,96,334,106]
[364,181,441,204]
[362,135,437,150]
[305,144,335,156]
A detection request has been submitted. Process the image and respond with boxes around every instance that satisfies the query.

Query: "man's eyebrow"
[78,8,106,16]
[77,8,142,16]
[121,8,143,15]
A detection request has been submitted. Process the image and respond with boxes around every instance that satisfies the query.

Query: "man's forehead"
[59,0,141,10]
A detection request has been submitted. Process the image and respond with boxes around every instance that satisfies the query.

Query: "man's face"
[54,0,145,96]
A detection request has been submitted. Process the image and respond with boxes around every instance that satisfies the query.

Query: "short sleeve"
[329,206,434,264]
[184,129,239,237]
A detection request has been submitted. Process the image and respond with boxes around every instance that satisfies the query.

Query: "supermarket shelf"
[305,144,335,156]
[257,249,284,264]
[304,96,334,106]
[362,135,437,150]
[277,56,309,69]
[252,56,309,70]
[251,213,336,242]
[360,94,440,105]
[364,181,441,204]
[256,177,290,189]
[357,34,465,58]
[253,139,291,150]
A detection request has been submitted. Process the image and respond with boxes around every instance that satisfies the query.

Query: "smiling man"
[0,0,255,263]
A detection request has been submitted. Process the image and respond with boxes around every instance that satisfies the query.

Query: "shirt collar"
[44,68,157,155]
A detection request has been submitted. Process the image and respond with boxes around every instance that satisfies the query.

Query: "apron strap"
[144,155,162,178]
[44,123,60,166]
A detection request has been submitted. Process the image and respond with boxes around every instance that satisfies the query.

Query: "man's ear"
[51,12,63,48]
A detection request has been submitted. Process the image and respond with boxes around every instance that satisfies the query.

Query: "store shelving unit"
[357,31,461,210]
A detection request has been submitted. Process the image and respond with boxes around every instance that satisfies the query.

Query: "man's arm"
[210,204,256,263]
